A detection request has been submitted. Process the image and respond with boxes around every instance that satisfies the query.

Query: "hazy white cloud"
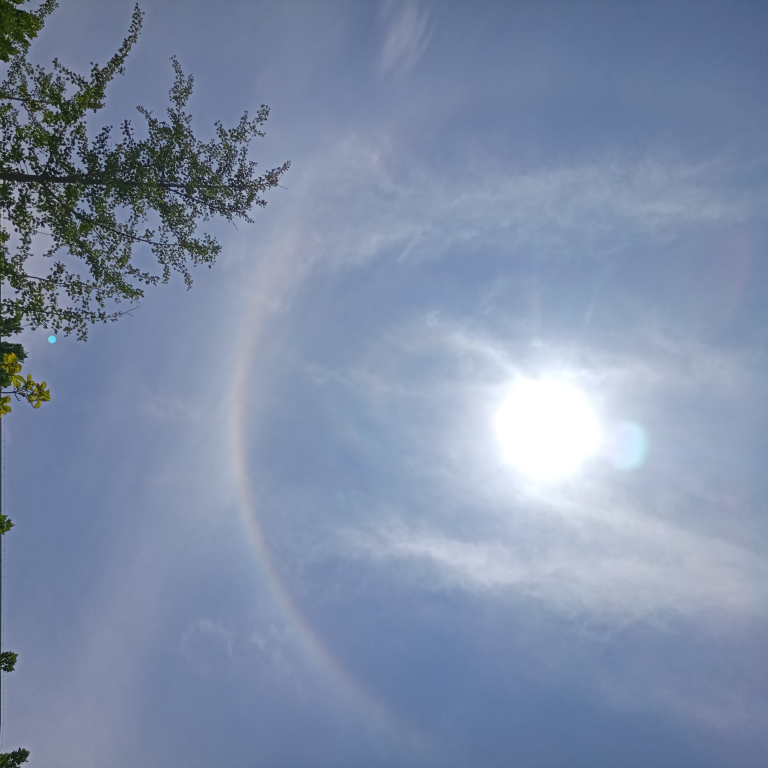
[380,1,432,75]
[353,508,765,624]
[283,136,765,273]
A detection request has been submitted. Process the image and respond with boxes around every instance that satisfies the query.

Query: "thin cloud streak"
[380,1,432,75]
[353,510,766,624]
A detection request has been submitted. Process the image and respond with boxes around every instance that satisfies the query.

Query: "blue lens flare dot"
[607,421,648,471]
[48,335,56,344]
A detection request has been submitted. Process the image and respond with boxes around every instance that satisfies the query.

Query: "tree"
[0,2,289,374]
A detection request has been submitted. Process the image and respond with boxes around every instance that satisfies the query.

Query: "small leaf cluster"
[0,650,17,672]
[0,351,49,414]
[0,749,29,768]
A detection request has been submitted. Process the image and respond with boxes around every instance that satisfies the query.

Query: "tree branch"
[0,170,231,192]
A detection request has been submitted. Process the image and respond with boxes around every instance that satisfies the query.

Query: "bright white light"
[495,378,603,481]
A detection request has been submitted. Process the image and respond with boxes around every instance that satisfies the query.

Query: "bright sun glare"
[495,378,603,481]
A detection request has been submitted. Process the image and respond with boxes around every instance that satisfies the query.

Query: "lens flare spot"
[495,378,603,481]
[48,335,56,344]
[607,421,648,471]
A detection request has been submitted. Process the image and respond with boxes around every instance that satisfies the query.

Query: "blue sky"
[5,1,768,765]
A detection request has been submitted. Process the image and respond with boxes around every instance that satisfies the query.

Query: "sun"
[494,378,603,481]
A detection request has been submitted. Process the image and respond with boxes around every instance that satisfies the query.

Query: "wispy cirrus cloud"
[282,136,765,273]
[380,1,432,75]
[353,507,766,624]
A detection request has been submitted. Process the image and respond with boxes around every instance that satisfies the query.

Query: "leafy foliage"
[0,749,29,768]
[0,0,54,63]
[0,2,288,346]
[0,651,17,672]
[0,351,49,414]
